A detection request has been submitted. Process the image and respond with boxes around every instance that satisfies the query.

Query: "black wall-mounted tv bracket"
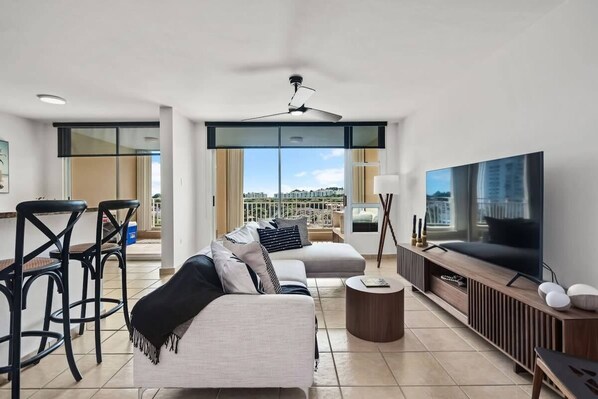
[422,244,447,252]
[506,272,543,287]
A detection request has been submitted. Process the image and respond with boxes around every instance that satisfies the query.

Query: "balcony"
[427,198,528,226]
[243,199,343,228]
[151,197,162,229]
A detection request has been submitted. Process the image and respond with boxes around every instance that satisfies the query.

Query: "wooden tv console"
[397,243,598,373]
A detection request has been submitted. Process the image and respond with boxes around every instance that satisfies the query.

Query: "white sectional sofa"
[269,242,365,278]
[237,221,367,278]
[134,258,315,398]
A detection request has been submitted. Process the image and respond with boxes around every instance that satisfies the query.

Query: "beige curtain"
[353,149,366,203]
[136,156,152,231]
[226,149,244,232]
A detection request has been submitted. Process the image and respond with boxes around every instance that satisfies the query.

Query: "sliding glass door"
[210,123,385,240]
[216,147,345,235]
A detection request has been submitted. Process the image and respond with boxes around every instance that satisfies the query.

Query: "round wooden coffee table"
[345,276,404,342]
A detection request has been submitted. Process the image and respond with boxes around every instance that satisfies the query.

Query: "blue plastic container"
[126,222,138,246]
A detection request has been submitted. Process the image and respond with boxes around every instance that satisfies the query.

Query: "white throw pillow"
[211,241,261,294]
[224,225,255,244]
[245,221,261,242]
[223,240,282,294]
[258,219,277,229]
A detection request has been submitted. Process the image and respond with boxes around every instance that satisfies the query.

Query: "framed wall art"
[0,140,9,193]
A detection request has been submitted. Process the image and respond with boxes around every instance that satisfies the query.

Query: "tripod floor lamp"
[373,175,399,268]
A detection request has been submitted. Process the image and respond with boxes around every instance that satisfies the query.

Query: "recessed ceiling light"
[289,109,304,116]
[37,94,67,105]
[289,136,303,143]
[144,136,159,142]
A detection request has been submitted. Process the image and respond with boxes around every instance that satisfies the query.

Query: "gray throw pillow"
[223,240,282,294]
[211,241,261,294]
[275,217,312,246]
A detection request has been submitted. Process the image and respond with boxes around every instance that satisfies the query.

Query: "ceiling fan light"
[37,94,67,105]
[290,109,304,116]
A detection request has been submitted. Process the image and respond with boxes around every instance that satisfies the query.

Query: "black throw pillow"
[257,225,303,253]
[485,217,540,249]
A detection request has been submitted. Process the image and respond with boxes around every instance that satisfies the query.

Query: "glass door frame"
[344,148,384,246]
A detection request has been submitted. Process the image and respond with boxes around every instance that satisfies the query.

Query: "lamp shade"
[373,175,399,194]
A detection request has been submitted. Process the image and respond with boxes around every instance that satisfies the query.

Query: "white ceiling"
[0,0,562,122]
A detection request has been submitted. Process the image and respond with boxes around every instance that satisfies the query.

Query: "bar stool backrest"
[96,199,140,251]
[1,200,88,280]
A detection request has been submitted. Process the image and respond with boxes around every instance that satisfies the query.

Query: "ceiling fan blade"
[289,86,315,108]
[304,107,342,122]
[242,112,290,122]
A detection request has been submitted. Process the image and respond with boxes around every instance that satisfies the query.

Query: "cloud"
[320,149,344,160]
[294,171,307,177]
[152,162,161,195]
[311,168,344,187]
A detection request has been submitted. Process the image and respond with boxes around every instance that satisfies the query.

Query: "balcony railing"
[477,200,527,224]
[151,197,161,229]
[244,199,343,228]
[427,197,528,226]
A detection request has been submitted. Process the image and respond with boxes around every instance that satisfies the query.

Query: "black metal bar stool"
[50,199,139,364]
[0,200,87,399]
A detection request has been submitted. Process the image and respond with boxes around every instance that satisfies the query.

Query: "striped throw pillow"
[257,225,303,253]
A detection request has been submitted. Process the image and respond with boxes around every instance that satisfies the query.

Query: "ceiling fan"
[243,75,342,122]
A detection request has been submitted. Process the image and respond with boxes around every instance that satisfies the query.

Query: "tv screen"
[426,152,544,279]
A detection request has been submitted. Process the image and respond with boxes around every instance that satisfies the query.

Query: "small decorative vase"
[416,237,424,248]
[411,234,417,246]
[421,234,428,247]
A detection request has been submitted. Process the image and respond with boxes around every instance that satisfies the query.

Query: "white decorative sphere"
[545,291,571,311]
[567,284,598,311]
[538,282,565,300]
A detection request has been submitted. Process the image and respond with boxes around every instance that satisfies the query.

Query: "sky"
[244,148,345,197]
[150,149,345,197]
[426,168,451,196]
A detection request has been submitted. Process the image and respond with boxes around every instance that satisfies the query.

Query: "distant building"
[274,187,344,199]
[478,157,525,201]
[244,192,268,199]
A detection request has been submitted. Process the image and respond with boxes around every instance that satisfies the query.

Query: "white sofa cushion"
[272,260,307,287]
[269,243,365,278]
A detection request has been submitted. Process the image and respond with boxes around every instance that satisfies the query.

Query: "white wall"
[396,0,598,287]
[0,112,49,210]
[160,107,209,270]
[0,111,96,360]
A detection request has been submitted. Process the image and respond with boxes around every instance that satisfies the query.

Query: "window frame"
[206,122,386,150]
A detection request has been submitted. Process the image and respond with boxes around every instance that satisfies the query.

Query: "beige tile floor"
[0,257,562,399]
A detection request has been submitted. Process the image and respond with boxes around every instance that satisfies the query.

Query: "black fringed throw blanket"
[130,255,225,364]
[130,255,320,367]
[280,284,320,368]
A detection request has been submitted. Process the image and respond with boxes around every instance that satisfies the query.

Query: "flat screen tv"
[425,152,544,280]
